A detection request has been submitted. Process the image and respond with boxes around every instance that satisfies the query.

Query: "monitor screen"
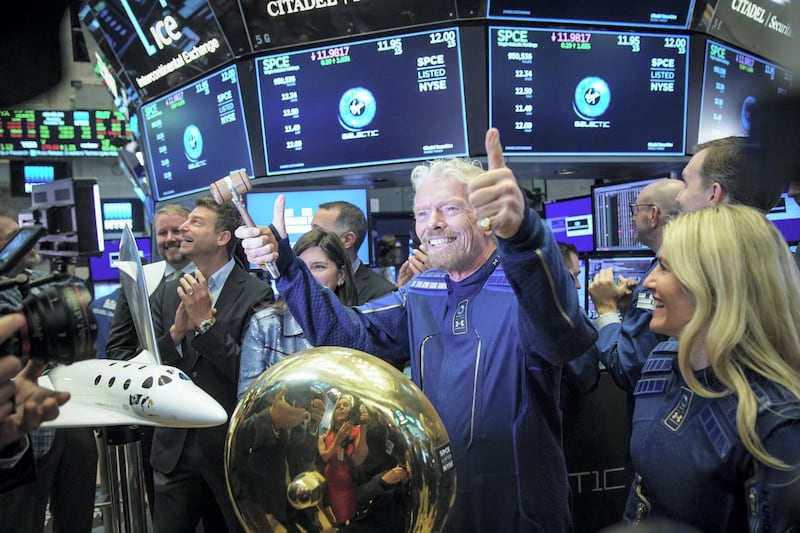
[576,257,587,311]
[592,178,664,252]
[543,196,594,253]
[245,188,370,266]
[697,39,793,144]
[766,192,800,243]
[141,65,255,201]
[101,198,146,235]
[238,0,457,52]
[488,26,689,155]
[0,110,132,157]
[255,27,469,175]
[79,0,234,101]
[9,161,71,197]
[89,237,152,282]
[487,0,695,29]
[585,255,654,318]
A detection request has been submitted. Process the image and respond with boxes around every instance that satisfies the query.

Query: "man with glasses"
[587,179,682,448]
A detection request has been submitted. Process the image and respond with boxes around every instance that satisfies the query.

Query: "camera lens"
[16,283,97,364]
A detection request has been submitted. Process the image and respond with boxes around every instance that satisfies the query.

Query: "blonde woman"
[625,204,800,529]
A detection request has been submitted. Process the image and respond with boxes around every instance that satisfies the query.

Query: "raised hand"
[467,128,526,239]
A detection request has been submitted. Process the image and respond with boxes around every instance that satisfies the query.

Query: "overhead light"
[554,169,576,176]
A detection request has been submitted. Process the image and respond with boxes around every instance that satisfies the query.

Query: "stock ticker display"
[489,27,689,155]
[697,39,793,144]
[0,110,132,158]
[141,65,254,201]
[487,0,695,29]
[255,27,469,175]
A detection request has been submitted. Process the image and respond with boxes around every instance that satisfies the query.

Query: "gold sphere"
[225,346,456,533]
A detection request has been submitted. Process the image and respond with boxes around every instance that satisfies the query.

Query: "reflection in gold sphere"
[225,347,456,533]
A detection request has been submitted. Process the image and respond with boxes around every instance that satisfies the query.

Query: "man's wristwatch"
[195,317,216,335]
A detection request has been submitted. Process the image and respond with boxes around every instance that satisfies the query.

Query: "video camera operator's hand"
[235,194,287,268]
[0,314,70,449]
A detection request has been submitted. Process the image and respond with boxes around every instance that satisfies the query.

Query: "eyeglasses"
[629,203,657,216]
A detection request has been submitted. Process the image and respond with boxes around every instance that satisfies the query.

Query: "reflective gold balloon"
[225,347,456,533]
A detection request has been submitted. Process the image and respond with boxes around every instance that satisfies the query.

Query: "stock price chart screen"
[697,39,793,144]
[255,27,469,175]
[489,27,689,155]
[141,65,254,201]
[0,110,132,157]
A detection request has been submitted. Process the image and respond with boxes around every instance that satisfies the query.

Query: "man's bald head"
[633,179,684,250]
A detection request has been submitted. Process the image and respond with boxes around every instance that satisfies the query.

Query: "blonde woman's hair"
[662,204,800,468]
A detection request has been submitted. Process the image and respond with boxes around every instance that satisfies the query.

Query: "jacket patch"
[453,299,468,335]
[664,386,693,431]
[636,291,656,311]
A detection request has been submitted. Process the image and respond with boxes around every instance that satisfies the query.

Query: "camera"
[0,223,97,364]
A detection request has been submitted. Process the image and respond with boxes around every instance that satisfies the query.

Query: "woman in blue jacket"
[626,204,800,530]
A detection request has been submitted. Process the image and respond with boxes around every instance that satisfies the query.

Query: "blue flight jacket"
[626,340,800,531]
[272,207,598,533]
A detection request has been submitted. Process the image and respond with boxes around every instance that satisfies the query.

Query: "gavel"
[210,170,280,279]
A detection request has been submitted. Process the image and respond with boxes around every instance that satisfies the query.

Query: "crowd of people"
[1,126,799,532]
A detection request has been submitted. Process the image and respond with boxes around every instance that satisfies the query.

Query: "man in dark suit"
[105,204,192,361]
[311,201,396,304]
[149,197,273,533]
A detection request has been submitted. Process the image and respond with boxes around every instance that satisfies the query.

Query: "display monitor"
[101,198,146,236]
[543,196,594,253]
[696,39,793,144]
[254,27,469,175]
[766,192,800,243]
[141,65,255,201]
[575,257,588,311]
[238,0,457,52]
[245,188,371,266]
[487,0,695,29]
[79,0,234,101]
[585,255,654,318]
[488,26,689,155]
[9,161,71,197]
[0,109,132,157]
[592,177,664,252]
[89,237,152,282]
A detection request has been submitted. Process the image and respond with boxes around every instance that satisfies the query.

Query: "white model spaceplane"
[39,226,228,429]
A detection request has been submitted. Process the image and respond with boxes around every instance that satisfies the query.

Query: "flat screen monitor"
[585,255,654,318]
[101,198,146,236]
[592,178,664,252]
[141,65,255,201]
[575,257,588,311]
[79,0,234,101]
[488,26,689,155]
[0,110,133,157]
[254,27,469,175]
[487,0,695,29]
[89,237,152,282]
[238,0,457,52]
[697,39,793,144]
[245,188,370,266]
[9,161,71,197]
[543,196,594,253]
[766,192,800,243]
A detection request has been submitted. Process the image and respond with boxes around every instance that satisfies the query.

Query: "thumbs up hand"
[467,128,526,239]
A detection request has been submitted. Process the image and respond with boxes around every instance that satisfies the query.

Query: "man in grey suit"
[311,200,396,304]
[149,197,273,533]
